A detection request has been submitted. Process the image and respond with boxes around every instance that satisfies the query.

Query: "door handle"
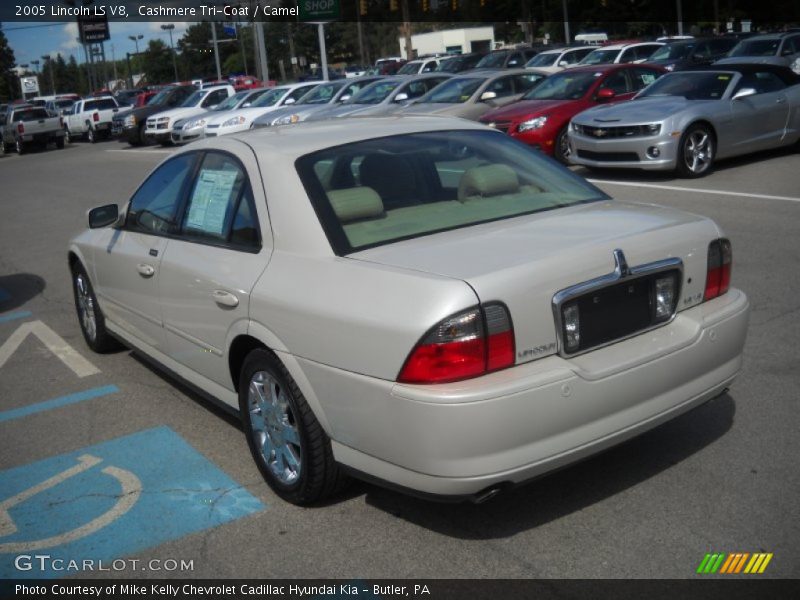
[212,289,239,308]
[136,263,155,278]
[776,97,787,104]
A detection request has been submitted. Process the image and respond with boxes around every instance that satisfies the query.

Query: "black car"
[474,47,538,69]
[647,38,739,71]
[111,84,195,146]
[435,52,488,73]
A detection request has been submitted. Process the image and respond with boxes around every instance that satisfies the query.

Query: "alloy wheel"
[247,371,302,485]
[75,272,97,342]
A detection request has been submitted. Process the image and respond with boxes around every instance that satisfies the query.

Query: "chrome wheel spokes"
[684,131,713,174]
[248,371,302,485]
[75,274,97,341]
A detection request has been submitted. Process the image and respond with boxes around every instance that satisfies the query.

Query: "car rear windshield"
[296,130,608,255]
[730,39,781,57]
[637,71,733,100]
[84,99,117,111]
[15,108,50,121]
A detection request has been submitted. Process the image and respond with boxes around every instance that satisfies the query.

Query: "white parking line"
[587,179,800,203]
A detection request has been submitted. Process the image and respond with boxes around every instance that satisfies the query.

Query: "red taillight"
[93,112,99,122]
[17,123,24,134]
[398,304,515,384]
[704,238,732,301]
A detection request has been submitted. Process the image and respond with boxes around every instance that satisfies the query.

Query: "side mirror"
[732,87,756,100]
[480,91,498,102]
[88,204,119,229]
[242,102,251,108]
[284,97,296,105]
[394,92,409,102]
[596,88,616,101]
[338,95,351,102]
[558,60,569,66]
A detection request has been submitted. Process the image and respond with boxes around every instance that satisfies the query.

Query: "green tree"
[142,39,175,85]
[0,26,17,101]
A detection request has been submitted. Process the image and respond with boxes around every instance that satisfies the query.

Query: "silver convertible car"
[569,64,800,177]
[69,117,749,504]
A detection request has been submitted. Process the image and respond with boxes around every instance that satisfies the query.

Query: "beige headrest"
[327,187,385,223]
[458,164,520,201]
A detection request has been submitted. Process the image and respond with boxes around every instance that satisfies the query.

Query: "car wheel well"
[229,335,269,392]
[68,252,80,273]
[686,120,717,142]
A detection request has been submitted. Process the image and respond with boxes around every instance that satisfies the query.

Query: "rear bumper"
[295,288,750,497]
[19,130,64,143]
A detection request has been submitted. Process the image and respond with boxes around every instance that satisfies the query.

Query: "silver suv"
[717,33,800,74]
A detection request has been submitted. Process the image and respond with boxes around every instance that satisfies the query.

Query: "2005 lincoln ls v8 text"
[68,117,750,505]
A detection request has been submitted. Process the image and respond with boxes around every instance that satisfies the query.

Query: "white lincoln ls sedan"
[69,117,750,505]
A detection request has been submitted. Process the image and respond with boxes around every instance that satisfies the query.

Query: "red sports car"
[479,63,666,163]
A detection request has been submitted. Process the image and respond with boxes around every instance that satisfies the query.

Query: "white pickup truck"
[1,104,65,154]
[64,96,121,143]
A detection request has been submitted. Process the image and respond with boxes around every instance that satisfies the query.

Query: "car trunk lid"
[349,200,719,364]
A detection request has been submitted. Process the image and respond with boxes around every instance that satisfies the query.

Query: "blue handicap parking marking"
[0,311,32,324]
[0,426,265,578]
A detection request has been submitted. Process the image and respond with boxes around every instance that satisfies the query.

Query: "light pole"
[161,24,179,82]
[128,34,143,85]
[42,55,56,95]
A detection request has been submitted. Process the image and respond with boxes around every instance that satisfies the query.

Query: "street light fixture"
[42,55,56,95]
[128,34,144,85]
[161,24,179,82]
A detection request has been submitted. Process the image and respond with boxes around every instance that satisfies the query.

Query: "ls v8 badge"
[519,342,556,359]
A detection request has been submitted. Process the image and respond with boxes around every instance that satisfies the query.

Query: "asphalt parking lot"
[0,138,798,580]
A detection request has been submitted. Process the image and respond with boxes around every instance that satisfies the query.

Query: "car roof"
[560,63,632,74]
[683,62,800,83]
[226,115,488,157]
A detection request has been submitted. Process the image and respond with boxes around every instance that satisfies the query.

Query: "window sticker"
[718,75,731,80]
[186,169,238,235]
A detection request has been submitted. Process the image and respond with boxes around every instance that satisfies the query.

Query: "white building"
[398,27,495,59]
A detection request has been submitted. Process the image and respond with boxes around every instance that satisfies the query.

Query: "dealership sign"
[20,76,39,96]
[298,0,340,21]
[78,15,110,43]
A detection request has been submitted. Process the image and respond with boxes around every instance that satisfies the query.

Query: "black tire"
[676,124,715,178]
[55,136,65,149]
[137,124,151,146]
[554,126,571,165]
[71,263,121,353]
[2,141,11,154]
[239,349,347,505]
[15,138,25,155]
[87,126,96,144]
